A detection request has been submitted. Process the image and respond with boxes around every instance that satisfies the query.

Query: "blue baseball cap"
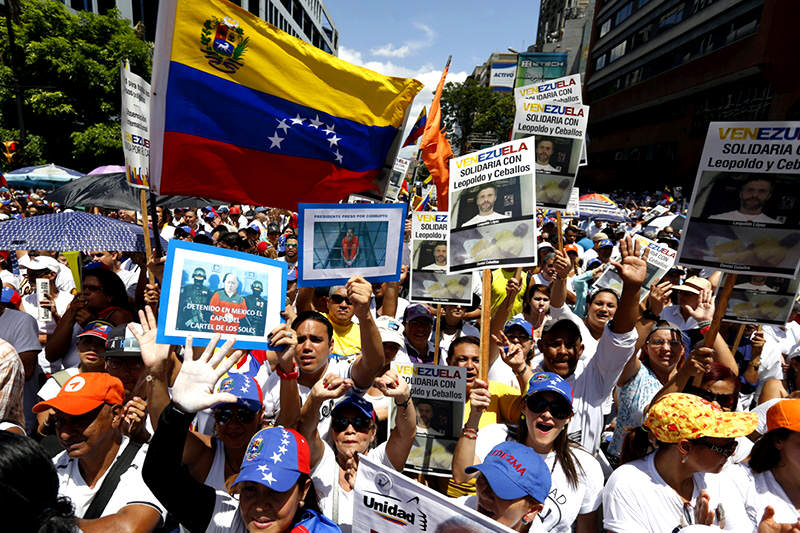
[504,318,533,338]
[466,441,551,503]
[233,426,310,492]
[404,303,433,324]
[254,206,267,214]
[214,372,263,412]
[598,239,613,248]
[332,393,375,420]
[586,258,603,270]
[217,206,229,213]
[526,372,573,405]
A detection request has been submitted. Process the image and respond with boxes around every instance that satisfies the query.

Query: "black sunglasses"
[330,294,352,306]
[684,385,738,410]
[213,407,257,425]
[331,414,372,433]
[506,331,531,342]
[694,438,738,457]
[525,394,572,420]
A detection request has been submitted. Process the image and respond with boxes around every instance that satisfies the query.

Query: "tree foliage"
[0,0,151,172]
[440,78,515,155]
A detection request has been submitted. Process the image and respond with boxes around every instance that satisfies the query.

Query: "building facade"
[470,52,519,92]
[534,0,596,77]
[59,0,338,54]
[582,0,799,190]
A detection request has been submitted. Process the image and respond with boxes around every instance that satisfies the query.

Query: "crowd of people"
[0,184,799,533]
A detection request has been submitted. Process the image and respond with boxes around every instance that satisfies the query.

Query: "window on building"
[303,13,312,36]
[615,2,633,26]
[292,0,303,25]
[70,0,86,9]
[97,0,115,14]
[599,18,612,38]
[596,54,607,70]
[609,40,627,62]
[658,5,684,30]
[281,0,291,13]
[248,0,260,16]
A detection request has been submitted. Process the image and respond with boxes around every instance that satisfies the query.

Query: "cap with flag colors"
[150,0,422,209]
[402,106,427,147]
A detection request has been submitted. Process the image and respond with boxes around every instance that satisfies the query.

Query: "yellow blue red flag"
[402,107,426,147]
[150,0,422,208]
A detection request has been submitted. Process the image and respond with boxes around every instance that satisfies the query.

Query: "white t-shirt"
[737,465,800,527]
[602,453,750,532]
[116,268,139,300]
[660,305,698,332]
[455,495,548,532]
[535,161,558,172]
[54,437,166,521]
[0,269,19,289]
[708,210,780,224]
[437,322,480,355]
[473,424,604,533]
[464,211,509,226]
[261,359,356,440]
[22,290,73,335]
[763,323,800,356]
[0,308,42,355]
[310,441,394,533]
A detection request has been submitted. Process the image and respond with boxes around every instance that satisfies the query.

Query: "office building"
[469,52,519,92]
[534,0,596,77]
[582,0,799,190]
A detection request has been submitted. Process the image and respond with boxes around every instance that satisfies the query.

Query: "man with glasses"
[324,285,362,362]
[88,251,140,300]
[104,323,152,444]
[33,372,165,530]
[278,234,299,278]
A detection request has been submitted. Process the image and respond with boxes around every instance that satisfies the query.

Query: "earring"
[681,454,688,464]
[521,516,532,525]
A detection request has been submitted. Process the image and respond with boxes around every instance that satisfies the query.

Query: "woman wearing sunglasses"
[297,370,415,533]
[604,393,757,532]
[453,372,604,533]
[143,334,340,533]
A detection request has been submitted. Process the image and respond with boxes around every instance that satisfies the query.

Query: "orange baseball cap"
[564,243,580,254]
[33,373,124,415]
[644,393,757,443]
[766,399,800,433]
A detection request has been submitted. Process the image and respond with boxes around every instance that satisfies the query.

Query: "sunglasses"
[331,414,372,433]
[506,331,531,342]
[646,339,683,348]
[694,438,738,457]
[684,385,738,410]
[213,407,257,425]
[525,394,573,420]
[285,243,298,248]
[329,294,352,306]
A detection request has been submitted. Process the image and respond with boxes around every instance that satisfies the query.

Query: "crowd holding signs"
[1,1,800,533]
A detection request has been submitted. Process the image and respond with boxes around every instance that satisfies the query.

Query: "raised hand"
[374,370,410,403]
[553,249,571,279]
[268,322,298,373]
[492,331,527,375]
[468,379,491,414]
[122,396,150,442]
[610,235,649,288]
[758,506,800,533]
[648,281,673,315]
[171,335,243,414]
[505,276,522,301]
[130,306,170,374]
[684,287,714,323]
[309,373,354,402]
[680,347,714,379]
[346,275,373,319]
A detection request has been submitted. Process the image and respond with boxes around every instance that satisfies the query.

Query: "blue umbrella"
[578,199,631,223]
[0,211,166,251]
[5,164,83,189]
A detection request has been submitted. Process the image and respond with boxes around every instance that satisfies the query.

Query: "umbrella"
[0,211,166,251]
[47,172,215,211]
[579,193,615,203]
[5,164,83,188]
[88,165,125,175]
[645,214,686,232]
[578,195,630,223]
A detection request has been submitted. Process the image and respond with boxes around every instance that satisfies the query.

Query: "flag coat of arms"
[150,0,422,208]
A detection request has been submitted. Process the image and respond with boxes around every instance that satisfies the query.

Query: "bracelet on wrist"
[461,427,478,440]
[276,361,300,380]
[697,320,712,329]
[394,397,410,408]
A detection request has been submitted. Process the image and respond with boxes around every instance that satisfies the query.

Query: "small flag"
[421,58,453,211]
[400,178,409,196]
[415,189,430,211]
[402,106,426,147]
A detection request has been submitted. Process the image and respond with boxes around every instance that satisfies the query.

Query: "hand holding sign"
[346,275,373,320]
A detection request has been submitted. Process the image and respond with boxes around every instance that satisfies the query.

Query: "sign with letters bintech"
[677,122,800,278]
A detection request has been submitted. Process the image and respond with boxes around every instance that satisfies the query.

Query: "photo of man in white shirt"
[464,184,510,226]
[708,176,780,224]
[535,137,559,172]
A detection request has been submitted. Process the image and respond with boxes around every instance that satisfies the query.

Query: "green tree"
[0,0,151,172]
[440,78,515,155]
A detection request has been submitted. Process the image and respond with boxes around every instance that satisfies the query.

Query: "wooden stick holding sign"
[729,324,746,355]
[555,211,565,253]
[480,269,491,381]
[692,273,737,386]
[433,304,442,365]
[138,189,155,284]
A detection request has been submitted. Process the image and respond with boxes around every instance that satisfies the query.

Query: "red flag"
[420,58,453,211]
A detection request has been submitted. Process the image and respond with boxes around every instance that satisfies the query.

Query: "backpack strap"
[82,440,143,520]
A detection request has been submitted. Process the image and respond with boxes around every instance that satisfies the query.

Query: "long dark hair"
[0,432,76,532]
[513,414,583,488]
[619,426,665,464]
[82,267,130,311]
[749,428,792,473]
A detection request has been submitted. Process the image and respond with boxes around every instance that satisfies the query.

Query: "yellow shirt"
[490,268,528,322]
[323,313,361,362]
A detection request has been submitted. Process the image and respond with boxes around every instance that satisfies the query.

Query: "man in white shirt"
[464,184,510,226]
[734,275,777,292]
[659,275,712,331]
[708,176,780,224]
[421,241,448,270]
[33,372,165,530]
[535,137,559,172]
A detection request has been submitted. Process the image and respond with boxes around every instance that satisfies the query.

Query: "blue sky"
[324,1,541,156]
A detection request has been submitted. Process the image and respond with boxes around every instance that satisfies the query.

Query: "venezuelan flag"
[402,106,427,147]
[150,0,422,208]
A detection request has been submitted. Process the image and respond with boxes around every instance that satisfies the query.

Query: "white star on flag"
[271,452,283,463]
[323,124,335,136]
[327,134,341,147]
[240,384,250,393]
[276,118,290,133]
[290,114,305,125]
[257,464,270,473]
[309,115,323,128]
[262,471,276,485]
[278,445,287,454]
[267,132,284,149]
[333,150,343,164]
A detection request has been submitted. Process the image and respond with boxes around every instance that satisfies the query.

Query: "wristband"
[700,326,711,335]
[394,397,411,408]
[276,361,300,380]
[697,320,712,329]
[461,427,478,440]
[642,309,660,321]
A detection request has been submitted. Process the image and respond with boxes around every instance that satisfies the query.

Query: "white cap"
[18,254,61,273]
[375,315,404,347]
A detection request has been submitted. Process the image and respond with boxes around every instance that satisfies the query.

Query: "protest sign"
[297,203,407,287]
[594,234,674,301]
[120,61,150,189]
[720,274,800,326]
[513,100,589,209]
[410,211,473,305]
[390,361,466,477]
[386,157,412,201]
[448,138,537,273]
[515,52,568,88]
[157,240,286,350]
[677,122,800,278]
[564,187,580,218]
[353,455,514,532]
[642,205,669,225]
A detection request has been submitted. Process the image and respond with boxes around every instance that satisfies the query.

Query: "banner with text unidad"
[353,454,514,532]
[120,60,151,189]
[676,122,800,278]
[448,138,537,273]
[390,362,466,476]
[410,212,473,305]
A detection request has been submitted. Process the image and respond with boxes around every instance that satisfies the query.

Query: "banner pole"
[480,269,491,381]
[555,211,564,252]
[729,324,746,355]
[693,273,737,386]
[148,191,163,258]
[433,304,442,365]
[139,189,155,284]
